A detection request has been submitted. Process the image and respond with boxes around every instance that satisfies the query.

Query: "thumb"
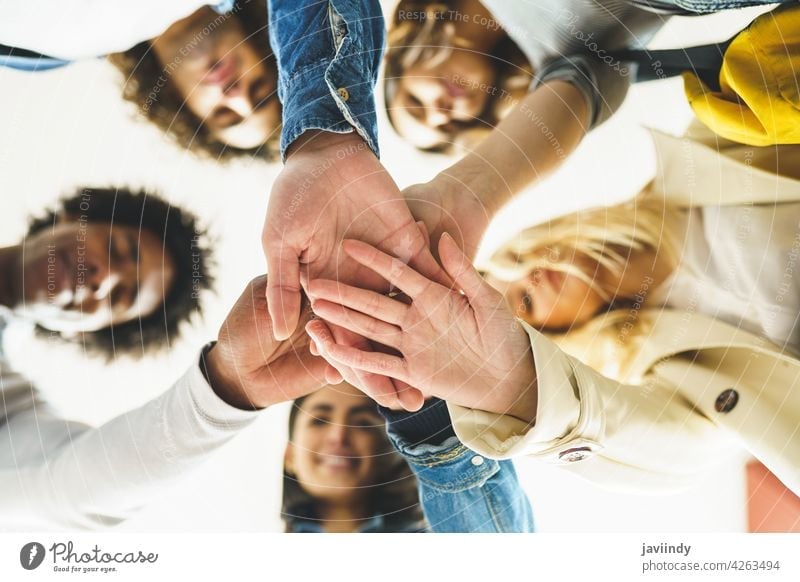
[266,244,302,341]
[438,232,491,303]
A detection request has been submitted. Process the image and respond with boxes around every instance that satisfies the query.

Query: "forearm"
[441,80,589,216]
[0,358,258,529]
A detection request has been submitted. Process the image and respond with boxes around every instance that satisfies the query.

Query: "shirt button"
[558,446,593,463]
[336,87,350,102]
[471,455,484,466]
[715,388,739,413]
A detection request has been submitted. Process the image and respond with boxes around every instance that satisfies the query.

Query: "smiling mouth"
[317,454,359,471]
[442,78,468,99]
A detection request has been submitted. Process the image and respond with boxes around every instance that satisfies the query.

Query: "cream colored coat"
[449,126,800,495]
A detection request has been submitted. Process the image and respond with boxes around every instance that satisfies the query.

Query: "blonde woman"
[304,128,800,496]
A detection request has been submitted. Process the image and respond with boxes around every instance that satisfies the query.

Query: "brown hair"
[281,393,425,532]
[108,0,279,162]
[384,0,532,152]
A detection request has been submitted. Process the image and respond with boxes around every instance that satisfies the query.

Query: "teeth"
[319,456,354,468]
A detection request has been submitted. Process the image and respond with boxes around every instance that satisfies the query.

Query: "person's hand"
[304,235,538,422]
[204,275,339,410]
[262,130,447,341]
[307,318,426,412]
[402,173,492,263]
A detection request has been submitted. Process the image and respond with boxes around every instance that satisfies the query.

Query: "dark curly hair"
[108,0,279,162]
[27,186,214,359]
[282,393,426,533]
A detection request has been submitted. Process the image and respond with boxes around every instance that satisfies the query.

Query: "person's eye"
[522,292,533,313]
[308,417,330,427]
[351,416,379,429]
[250,78,274,110]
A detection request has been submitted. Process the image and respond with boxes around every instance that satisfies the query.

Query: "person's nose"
[323,422,351,448]
[85,253,133,305]
[425,102,453,127]
[426,87,455,127]
[222,82,255,117]
[83,253,114,298]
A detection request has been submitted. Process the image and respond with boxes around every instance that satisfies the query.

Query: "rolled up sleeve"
[268,0,384,158]
[448,322,733,493]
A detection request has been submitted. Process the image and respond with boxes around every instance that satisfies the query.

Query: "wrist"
[286,130,368,160]
[202,343,262,411]
[483,348,538,426]
[438,158,507,218]
[501,352,538,426]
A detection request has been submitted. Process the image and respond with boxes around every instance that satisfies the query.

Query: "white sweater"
[0,312,259,530]
[0,0,215,59]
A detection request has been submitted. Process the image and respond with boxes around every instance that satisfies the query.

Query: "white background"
[0,4,770,532]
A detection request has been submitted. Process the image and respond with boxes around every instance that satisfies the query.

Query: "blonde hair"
[485,189,681,302]
[485,189,682,381]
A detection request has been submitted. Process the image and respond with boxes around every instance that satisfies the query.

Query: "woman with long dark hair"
[281,383,535,532]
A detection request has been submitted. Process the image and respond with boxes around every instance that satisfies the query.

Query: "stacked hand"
[259,130,537,421]
[262,131,449,340]
[303,235,538,423]
[204,276,334,410]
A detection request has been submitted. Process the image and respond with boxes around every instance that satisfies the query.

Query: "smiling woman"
[108,1,280,161]
[0,187,214,359]
[282,384,425,533]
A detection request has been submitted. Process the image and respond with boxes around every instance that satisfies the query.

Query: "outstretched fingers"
[305,320,408,409]
[310,299,402,349]
[438,232,491,303]
[306,321,409,383]
[307,279,408,326]
[342,239,435,299]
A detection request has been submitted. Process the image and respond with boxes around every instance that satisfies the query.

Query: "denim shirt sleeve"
[384,403,535,533]
[267,0,384,159]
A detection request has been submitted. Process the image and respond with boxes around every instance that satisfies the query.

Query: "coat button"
[558,446,593,463]
[471,455,484,466]
[715,388,739,413]
[336,87,350,102]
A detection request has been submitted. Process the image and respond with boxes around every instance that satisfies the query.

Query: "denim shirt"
[384,401,535,533]
[267,0,383,158]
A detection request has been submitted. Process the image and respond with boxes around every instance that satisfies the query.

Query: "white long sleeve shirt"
[0,0,217,59]
[0,312,259,530]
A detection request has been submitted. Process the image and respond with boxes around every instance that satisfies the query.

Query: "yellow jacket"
[449,127,800,495]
